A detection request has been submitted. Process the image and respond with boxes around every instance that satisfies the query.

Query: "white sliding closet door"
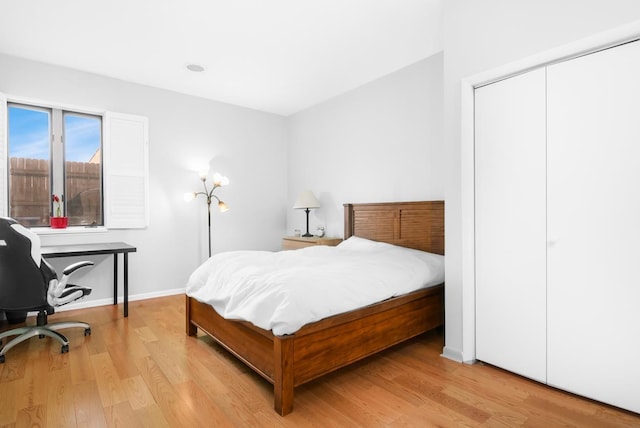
[475,68,547,382]
[547,40,640,413]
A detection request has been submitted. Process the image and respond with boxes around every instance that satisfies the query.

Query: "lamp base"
[301,233,314,237]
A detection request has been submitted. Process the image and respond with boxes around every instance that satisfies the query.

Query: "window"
[7,103,103,227]
[0,93,149,230]
[64,112,103,226]
[7,105,51,226]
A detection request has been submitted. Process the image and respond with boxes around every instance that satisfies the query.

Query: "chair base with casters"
[0,311,91,363]
[0,304,92,364]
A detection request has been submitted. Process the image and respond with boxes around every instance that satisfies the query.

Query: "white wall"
[287,54,444,238]
[443,1,640,361]
[0,53,288,309]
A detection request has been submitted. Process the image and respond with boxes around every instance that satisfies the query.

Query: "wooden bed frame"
[185,200,444,415]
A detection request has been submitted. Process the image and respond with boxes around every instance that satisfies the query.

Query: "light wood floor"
[0,295,638,427]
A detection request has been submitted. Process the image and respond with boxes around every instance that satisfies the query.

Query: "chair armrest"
[63,261,94,276]
[50,261,94,301]
[47,261,94,306]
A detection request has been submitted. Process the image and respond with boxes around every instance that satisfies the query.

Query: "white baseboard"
[441,346,464,363]
[53,287,186,313]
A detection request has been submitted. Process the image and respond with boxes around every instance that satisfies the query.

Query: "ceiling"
[0,0,442,116]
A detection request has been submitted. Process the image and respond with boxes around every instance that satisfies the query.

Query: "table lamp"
[293,190,320,237]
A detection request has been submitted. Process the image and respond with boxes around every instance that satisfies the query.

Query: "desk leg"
[124,253,129,317]
[113,254,118,305]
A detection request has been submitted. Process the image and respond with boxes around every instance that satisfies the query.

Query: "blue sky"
[8,106,101,162]
[65,114,101,162]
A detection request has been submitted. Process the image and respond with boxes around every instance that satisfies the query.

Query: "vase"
[50,217,68,229]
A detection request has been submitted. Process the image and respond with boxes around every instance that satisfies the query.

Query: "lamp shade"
[293,191,320,209]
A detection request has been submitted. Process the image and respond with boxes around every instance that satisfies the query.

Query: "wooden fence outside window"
[9,157,101,226]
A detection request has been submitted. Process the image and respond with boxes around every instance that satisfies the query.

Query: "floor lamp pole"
[187,172,229,260]
[207,199,212,258]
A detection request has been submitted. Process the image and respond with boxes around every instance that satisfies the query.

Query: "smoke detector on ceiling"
[186,64,205,72]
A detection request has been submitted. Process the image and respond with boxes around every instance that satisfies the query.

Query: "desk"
[41,242,137,317]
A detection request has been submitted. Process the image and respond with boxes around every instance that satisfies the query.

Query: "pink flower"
[52,194,62,217]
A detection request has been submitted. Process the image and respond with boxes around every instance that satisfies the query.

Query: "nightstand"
[282,236,343,250]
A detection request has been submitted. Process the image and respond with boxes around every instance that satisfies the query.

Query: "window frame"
[62,109,104,226]
[6,102,53,227]
[7,101,104,228]
[0,93,149,233]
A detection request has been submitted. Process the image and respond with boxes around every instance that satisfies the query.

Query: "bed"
[185,200,444,415]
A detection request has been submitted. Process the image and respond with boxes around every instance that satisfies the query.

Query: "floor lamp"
[185,171,229,258]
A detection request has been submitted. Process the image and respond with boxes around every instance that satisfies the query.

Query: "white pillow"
[338,235,445,284]
[379,242,445,285]
[336,236,383,251]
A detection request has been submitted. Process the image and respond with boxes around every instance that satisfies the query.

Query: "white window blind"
[103,112,149,229]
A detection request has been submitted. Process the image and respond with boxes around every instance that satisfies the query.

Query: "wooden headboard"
[343,201,444,255]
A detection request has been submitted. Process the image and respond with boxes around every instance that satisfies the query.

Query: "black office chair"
[0,217,93,363]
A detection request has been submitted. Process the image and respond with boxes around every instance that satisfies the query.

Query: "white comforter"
[185,237,445,335]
